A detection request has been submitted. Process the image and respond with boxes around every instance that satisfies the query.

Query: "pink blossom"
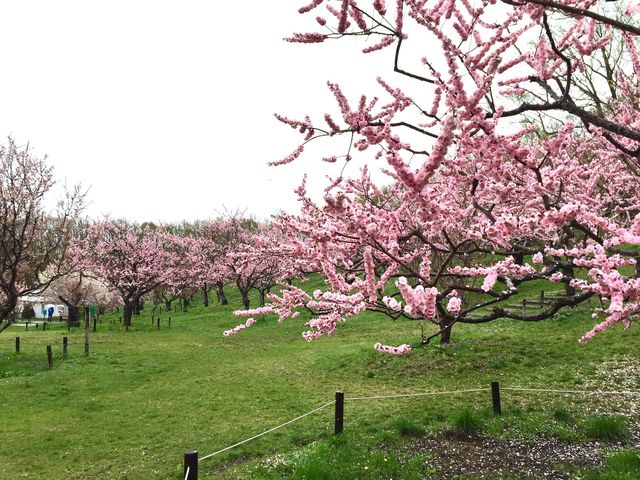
[374,342,411,355]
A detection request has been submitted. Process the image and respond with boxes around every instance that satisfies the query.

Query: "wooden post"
[168,317,171,327]
[25,322,28,331]
[43,322,47,331]
[15,336,20,353]
[47,345,53,369]
[491,381,502,415]
[335,391,344,435]
[156,317,160,330]
[184,450,198,480]
[63,337,68,359]
[521,299,527,315]
[84,306,90,356]
[93,316,97,332]
[540,290,545,305]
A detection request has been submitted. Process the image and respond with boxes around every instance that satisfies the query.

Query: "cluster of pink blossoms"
[223,318,256,337]
[374,342,411,355]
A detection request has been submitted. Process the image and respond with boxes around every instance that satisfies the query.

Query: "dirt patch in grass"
[408,427,639,479]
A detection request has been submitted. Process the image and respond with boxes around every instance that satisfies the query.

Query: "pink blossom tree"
[160,232,200,312]
[80,221,174,327]
[48,271,112,327]
[193,220,235,306]
[235,1,640,351]
[0,138,85,333]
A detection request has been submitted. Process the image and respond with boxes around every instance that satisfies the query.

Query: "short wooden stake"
[47,345,53,369]
[15,336,20,353]
[63,336,68,359]
[43,322,47,331]
[491,381,502,415]
[93,316,97,332]
[25,322,28,331]
[156,317,160,330]
[184,450,198,480]
[335,391,344,435]
[168,317,171,327]
[84,306,90,357]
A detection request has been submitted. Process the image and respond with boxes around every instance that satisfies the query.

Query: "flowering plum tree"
[235,1,640,351]
[221,217,293,309]
[80,221,174,327]
[154,232,200,312]
[0,138,85,333]
[48,271,112,326]
[193,220,236,306]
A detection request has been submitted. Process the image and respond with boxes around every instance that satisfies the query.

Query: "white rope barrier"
[198,400,335,462]
[346,387,490,401]
[183,466,190,480]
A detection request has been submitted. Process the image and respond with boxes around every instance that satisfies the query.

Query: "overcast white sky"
[0,1,395,222]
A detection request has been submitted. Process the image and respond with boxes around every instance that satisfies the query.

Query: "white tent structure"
[18,295,67,319]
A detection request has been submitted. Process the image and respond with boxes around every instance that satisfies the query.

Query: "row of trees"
[0,139,308,331]
[75,217,305,326]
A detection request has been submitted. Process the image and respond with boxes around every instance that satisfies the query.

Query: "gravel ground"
[408,424,640,479]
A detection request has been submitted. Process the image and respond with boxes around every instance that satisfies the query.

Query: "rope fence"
[182,382,640,479]
[347,387,490,401]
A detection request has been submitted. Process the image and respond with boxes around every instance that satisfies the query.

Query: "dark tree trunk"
[58,296,80,327]
[258,288,266,307]
[181,297,190,312]
[123,303,134,327]
[165,300,172,311]
[215,281,228,305]
[133,297,142,315]
[68,305,80,327]
[562,265,576,296]
[203,283,209,307]
[439,320,453,344]
[0,293,18,333]
[240,289,250,310]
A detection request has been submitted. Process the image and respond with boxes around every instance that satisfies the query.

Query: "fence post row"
[335,391,344,435]
[184,450,198,480]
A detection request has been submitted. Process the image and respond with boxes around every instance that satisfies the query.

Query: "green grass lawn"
[1,278,639,479]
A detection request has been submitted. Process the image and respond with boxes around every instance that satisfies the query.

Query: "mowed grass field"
[1,277,640,479]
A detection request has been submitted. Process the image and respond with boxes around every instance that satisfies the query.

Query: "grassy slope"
[0,276,638,479]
